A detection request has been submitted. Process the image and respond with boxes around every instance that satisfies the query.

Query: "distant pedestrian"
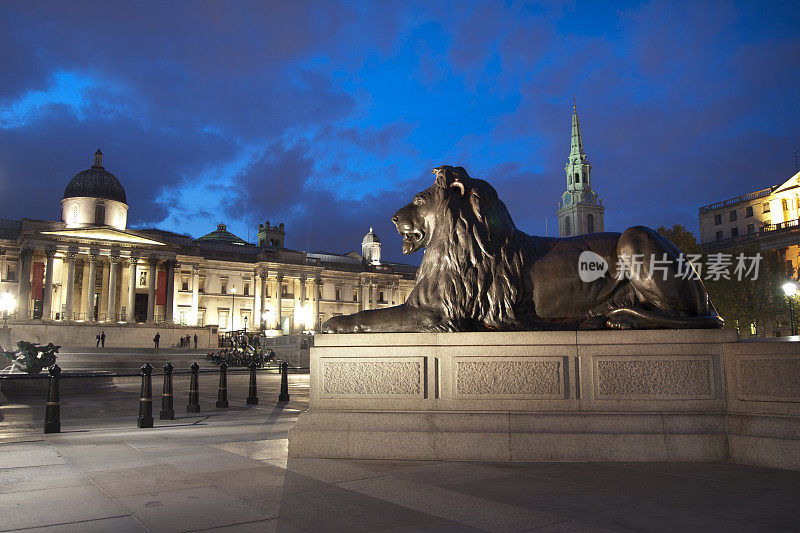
[185,334,190,348]
[96,332,101,348]
[154,332,160,349]
[180,336,184,348]
[100,331,106,348]
[194,334,198,349]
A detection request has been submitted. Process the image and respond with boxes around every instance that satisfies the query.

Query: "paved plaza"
[1,372,799,532]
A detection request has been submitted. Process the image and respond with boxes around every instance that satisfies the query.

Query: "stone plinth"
[289,330,800,470]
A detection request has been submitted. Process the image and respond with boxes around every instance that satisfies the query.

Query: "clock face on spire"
[563,192,571,205]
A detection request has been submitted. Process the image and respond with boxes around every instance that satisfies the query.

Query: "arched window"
[588,214,595,233]
[564,216,572,237]
[94,203,105,225]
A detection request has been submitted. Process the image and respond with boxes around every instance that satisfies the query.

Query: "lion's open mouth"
[400,229,424,254]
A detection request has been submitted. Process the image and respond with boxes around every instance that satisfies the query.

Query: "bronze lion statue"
[322,166,723,332]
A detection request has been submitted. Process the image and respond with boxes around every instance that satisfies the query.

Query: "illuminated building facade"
[0,151,416,336]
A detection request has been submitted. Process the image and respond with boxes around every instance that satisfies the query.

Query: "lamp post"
[243,315,248,334]
[230,285,236,332]
[782,281,798,336]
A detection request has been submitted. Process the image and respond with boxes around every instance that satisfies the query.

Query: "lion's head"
[392,166,517,256]
[392,166,523,330]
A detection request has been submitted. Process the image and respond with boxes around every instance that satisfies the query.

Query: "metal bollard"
[159,362,175,420]
[246,361,258,405]
[44,364,61,433]
[216,361,229,408]
[278,361,290,402]
[137,363,154,428]
[186,362,200,413]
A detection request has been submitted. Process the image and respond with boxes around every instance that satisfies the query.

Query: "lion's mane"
[406,167,529,331]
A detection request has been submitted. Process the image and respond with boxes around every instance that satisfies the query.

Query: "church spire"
[570,97,585,159]
[93,148,103,168]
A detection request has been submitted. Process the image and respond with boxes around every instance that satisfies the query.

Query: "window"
[714,214,722,225]
[353,290,358,302]
[746,206,754,217]
[181,275,189,291]
[221,281,227,295]
[218,309,229,330]
[729,210,737,222]
[379,291,385,303]
[94,203,105,225]
[564,216,571,236]
[281,284,288,297]
[4,261,17,282]
[731,227,739,238]
[763,202,771,213]
[139,271,147,287]
[198,309,206,326]
[747,224,755,234]
[244,282,250,296]
[716,231,723,241]
[335,288,340,301]
[178,308,189,326]
[199,277,205,293]
[587,213,595,233]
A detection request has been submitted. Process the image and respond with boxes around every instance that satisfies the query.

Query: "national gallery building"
[0,150,416,341]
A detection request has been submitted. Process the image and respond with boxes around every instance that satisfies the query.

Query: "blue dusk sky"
[0,0,798,264]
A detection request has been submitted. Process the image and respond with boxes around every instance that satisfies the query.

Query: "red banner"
[156,270,167,306]
[32,262,44,300]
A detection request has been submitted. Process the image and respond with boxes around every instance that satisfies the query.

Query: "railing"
[761,218,800,234]
[701,233,760,252]
[699,187,775,214]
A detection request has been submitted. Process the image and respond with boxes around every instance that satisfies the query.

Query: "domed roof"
[63,149,127,204]
[362,227,380,244]
[196,223,248,245]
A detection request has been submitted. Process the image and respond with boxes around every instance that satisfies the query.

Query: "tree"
[656,224,702,255]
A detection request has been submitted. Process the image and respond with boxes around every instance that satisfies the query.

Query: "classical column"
[85,254,97,321]
[191,266,199,326]
[147,258,158,323]
[17,249,32,319]
[42,250,56,320]
[276,272,284,333]
[64,252,76,321]
[99,259,110,321]
[107,256,119,322]
[259,270,267,328]
[371,281,378,308]
[127,257,138,322]
[165,260,175,324]
[357,280,364,312]
[299,275,307,332]
[312,275,321,332]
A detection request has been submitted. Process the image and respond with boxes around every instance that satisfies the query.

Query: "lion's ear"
[432,167,449,188]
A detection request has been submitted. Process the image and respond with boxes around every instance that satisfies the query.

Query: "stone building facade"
[557,102,605,237]
[0,151,417,337]
[699,170,800,274]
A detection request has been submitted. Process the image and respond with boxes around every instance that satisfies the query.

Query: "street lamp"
[783,281,798,335]
[230,285,236,331]
[243,314,248,333]
[1,293,16,328]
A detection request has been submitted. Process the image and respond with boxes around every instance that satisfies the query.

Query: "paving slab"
[2,372,800,532]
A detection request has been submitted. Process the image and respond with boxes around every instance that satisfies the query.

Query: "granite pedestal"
[289,330,800,470]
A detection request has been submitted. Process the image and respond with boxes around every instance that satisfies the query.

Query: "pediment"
[40,228,168,246]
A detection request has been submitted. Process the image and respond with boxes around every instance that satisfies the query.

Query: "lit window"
[763,202,771,213]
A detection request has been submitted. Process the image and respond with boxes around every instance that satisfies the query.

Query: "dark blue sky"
[1,1,798,264]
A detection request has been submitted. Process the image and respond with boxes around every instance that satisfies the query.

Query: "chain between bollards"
[278,361,289,402]
[44,364,61,434]
[187,362,200,413]
[246,361,259,405]
[159,362,175,420]
[137,363,154,428]
[216,361,229,408]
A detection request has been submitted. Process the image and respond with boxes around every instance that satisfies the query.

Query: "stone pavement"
[1,373,800,532]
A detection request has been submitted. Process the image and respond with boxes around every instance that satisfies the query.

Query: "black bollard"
[186,362,200,413]
[44,364,61,433]
[137,363,154,428]
[246,361,259,405]
[159,362,175,420]
[278,361,290,402]
[216,361,229,408]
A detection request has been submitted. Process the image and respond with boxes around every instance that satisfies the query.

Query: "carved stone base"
[289,330,800,470]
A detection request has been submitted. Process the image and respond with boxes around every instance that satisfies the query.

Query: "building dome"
[63,149,127,204]
[362,227,380,245]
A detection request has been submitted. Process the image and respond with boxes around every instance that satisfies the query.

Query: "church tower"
[556,100,605,237]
